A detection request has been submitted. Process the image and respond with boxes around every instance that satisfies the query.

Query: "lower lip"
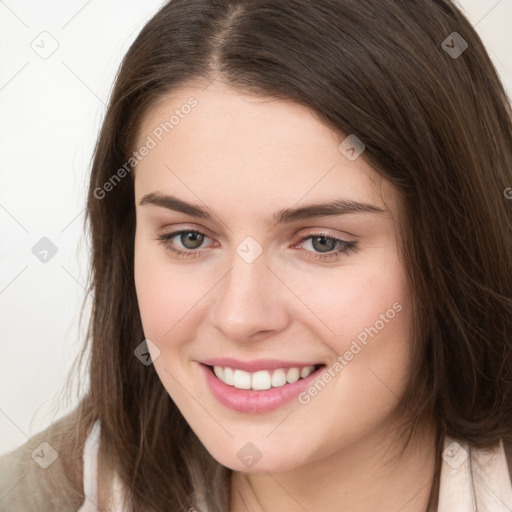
[199,363,326,413]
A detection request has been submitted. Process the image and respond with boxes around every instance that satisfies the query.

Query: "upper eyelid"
[159,223,218,239]
[158,221,356,237]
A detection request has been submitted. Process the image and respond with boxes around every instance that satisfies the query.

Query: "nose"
[209,249,291,342]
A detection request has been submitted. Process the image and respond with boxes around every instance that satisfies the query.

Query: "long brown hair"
[63,0,512,510]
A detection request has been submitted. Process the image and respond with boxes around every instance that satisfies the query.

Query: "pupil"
[312,236,336,253]
[181,232,203,249]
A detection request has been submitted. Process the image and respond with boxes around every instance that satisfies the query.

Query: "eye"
[157,229,214,259]
[293,233,358,262]
[156,229,358,262]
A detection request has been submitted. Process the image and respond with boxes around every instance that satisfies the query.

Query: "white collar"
[437,436,512,511]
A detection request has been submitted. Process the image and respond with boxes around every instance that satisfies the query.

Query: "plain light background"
[1,0,511,456]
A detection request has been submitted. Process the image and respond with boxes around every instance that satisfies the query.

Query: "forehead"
[133,82,397,219]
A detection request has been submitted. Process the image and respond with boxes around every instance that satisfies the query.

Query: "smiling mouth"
[204,363,326,391]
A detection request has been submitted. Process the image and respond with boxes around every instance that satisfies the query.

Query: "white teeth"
[251,370,272,390]
[300,366,314,378]
[233,369,252,389]
[286,367,300,384]
[211,365,317,390]
[271,368,287,387]
[223,367,234,386]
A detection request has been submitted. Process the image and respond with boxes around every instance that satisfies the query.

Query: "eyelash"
[156,229,358,262]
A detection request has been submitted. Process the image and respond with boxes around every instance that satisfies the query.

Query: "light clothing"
[77,421,126,512]
[437,437,512,511]
[78,419,512,511]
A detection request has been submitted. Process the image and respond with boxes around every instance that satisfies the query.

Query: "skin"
[132,81,436,512]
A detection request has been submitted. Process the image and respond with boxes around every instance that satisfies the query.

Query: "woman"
[1,0,511,511]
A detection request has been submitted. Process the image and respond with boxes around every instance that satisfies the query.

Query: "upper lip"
[201,357,323,373]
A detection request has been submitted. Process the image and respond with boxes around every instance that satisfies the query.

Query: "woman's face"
[133,82,413,473]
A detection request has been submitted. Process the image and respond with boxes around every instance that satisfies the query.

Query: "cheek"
[285,252,413,400]
[283,257,410,349]
[133,241,201,400]
[134,235,191,341]
[134,236,216,349]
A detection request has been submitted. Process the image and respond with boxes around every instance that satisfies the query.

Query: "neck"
[229,420,438,512]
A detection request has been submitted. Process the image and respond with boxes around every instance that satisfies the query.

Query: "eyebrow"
[139,192,386,224]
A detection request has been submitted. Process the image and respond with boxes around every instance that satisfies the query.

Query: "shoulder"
[0,407,88,512]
